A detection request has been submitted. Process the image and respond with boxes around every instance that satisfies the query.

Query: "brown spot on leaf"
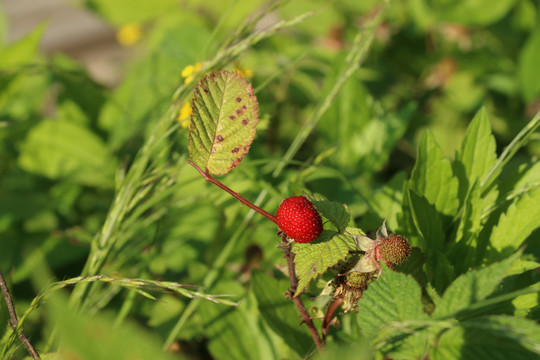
[242,105,247,110]
[236,108,244,115]
[236,97,242,102]
[216,135,224,142]
[232,147,239,153]
[229,115,235,120]
[242,119,248,125]
[203,88,209,93]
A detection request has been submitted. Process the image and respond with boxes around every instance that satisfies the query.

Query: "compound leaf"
[188,71,259,175]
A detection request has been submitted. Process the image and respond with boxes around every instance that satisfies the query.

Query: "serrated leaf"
[188,71,259,175]
[357,266,427,337]
[305,193,350,231]
[454,108,497,202]
[408,189,446,250]
[488,187,540,260]
[432,253,519,319]
[251,270,312,356]
[293,231,357,295]
[409,130,459,217]
[451,182,482,274]
[432,315,540,360]
[369,171,407,231]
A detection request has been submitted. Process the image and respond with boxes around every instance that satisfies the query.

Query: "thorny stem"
[0,271,41,360]
[322,296,343,340]
[280,235,323,350]
[188,160,277,224]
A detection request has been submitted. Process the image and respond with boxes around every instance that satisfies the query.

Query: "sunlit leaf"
[432,315,540,359]
[432,253,518,319]
[293,231,357,295]
[188,71,259,175]
[409,131,459,218]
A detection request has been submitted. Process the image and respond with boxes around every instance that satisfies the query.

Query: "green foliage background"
[0,0,539,359]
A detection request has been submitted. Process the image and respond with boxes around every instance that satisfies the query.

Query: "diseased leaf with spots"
[188,71,259,175]
[293,231,357,295]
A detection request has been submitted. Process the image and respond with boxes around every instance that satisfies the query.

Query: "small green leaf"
[432,315,540,359]
[432,253,519,319]
[18,119,117,188]
[305,193,351,231]
[488,187,540,260]
[519,28,540,102]
[293,231,357,295]
[251,270,312,356]
[410,131,459,218]
[0,23,45,67]
[188,71,259,175]
[454,108,497,202]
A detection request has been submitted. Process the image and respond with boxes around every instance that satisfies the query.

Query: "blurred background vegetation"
[0,0,539,358]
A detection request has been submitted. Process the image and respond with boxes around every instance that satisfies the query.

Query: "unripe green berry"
[345,271,373,289]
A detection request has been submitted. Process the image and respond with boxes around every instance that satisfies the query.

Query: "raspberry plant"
[1,1,540,359]
[185,70,540,357]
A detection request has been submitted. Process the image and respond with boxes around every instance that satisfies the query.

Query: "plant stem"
[280,235,323,350]
[188,160,277,224]
[0,271,41,360]
[322,296,343,340]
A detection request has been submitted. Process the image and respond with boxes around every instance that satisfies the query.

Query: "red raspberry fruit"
[276,196,323,243]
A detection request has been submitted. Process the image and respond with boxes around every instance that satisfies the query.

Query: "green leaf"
[358,267,427,336]
[293,231,357,295]
[415,0,516,26]
[357,266,429,358]
[409,130,459,218]
[85,0,177,25]
[488,187,540,260]
[432,315,540,359]
[188,71,259,175]
[451,182,482,274]
[251,270,312,356]
[305,193,351,231]
[18,119,117,188]
[408,188,455,292]
[432,253,518,319]
[407,189,446,251]
[0,23,45,67]
[369,172,407,231]
[519,28,540,102]
[353,104,414,175]
[454,108,497,202]
[199,281,275,360]
[44,292,175,360]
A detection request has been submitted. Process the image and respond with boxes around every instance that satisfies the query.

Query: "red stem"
[322,296,343,340]
[187,161,277,224]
